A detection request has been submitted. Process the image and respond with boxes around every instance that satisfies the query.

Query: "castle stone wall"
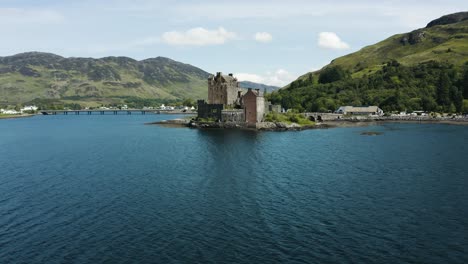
[222,110,245,122]
[197,100,223,121]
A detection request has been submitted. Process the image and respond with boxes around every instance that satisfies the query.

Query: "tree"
[318,66,347,84]
[463,100,468,113]
[182,98,195,107]
[436,72,451,108]
[306,74,314,85]
[451,86,464,112]
[461,64,468,99]
[421,96,437,112]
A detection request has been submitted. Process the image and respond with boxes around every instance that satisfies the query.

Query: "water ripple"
[0,117,467,263]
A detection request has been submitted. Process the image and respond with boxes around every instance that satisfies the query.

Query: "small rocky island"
[149,72,329,131]
[149,116,330,131]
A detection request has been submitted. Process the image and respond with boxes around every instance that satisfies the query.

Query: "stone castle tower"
[243,88,265,124]
[208,72,241,107]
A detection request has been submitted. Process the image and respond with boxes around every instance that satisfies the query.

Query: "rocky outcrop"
[18,66,41,77]
[256,122,318,131]
[400,30,426,45]
[426,12,468,28]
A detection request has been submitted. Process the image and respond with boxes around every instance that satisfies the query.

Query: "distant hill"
[239,81,279,93]
[272,12,468,113]
[0,52,211,107]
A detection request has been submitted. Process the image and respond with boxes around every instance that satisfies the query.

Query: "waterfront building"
[20,105,38,113]
[335,106,384,116]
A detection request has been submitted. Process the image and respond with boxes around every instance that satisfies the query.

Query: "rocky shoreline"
[190,121,333,131]
[147,117,468,131]
[325,118,468,127]
[147,119,333,131]
[0,114,35,120]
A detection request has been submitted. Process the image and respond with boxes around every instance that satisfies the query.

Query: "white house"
[20,105,38,113]
[336,106,384,116]
[3,110,20,115]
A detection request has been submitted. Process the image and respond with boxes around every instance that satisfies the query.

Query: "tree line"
[267,60,468,113]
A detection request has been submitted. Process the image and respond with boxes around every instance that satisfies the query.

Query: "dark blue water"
[0,115,467,263]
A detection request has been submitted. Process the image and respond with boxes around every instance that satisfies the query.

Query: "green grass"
[264,112,315,126]
[197,117,216,122]
[0,113,22,119]
[292,19,468,87]
[334,20,468,70]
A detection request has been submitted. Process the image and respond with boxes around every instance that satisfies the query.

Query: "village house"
[335,106,384,116]
[2,109,20,115]
[20,105,38,113]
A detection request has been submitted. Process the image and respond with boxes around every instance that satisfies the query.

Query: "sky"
[1,0,467,86]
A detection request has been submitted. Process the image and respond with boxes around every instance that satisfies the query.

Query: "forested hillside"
[269,12,468,113]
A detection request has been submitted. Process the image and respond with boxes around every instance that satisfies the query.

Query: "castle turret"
[208,72,241,107]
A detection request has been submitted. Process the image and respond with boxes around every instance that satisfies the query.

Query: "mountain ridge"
[238,81,279,92]
[0,52,211,107]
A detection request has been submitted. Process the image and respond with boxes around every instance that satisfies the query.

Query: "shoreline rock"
[172,120,332,131]
[145,118,190,127]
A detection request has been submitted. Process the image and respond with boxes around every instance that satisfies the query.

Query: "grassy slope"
[294,19,468,83]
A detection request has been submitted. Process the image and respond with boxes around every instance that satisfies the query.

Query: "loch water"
[0,115,467,263]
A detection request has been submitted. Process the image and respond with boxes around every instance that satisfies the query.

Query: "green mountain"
[272,12,468,113]
[323,12,468,76]
[239,81,279,93]
[0,52,211,107]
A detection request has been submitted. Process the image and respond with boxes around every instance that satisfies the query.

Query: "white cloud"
[161,27,236,46]
[235,69,296,87]
[0,8,64,24]
[235,73,265,84]
[254,32,273,43]
[318,32,350,50]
